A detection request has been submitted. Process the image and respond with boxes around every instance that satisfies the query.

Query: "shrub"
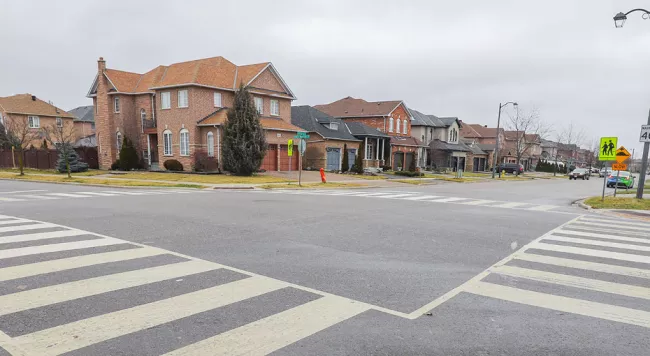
[381,165,392,171]
[194,151,220,172]
[56,145,88,173]
[341,144,349,172]
[110,160,120,170]
[394,171,423,177]
[408,155,416,172]
[118,137,139,171]
[164,159,184,171]
[352,144,364,174]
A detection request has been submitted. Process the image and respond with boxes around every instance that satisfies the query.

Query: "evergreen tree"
[408,154,416,172]
[222,84,267,175]
[341,144,349,172]
[42,139,48,150]
[118,136,139,171]
[353,143,364,174]
[56,144,88,175]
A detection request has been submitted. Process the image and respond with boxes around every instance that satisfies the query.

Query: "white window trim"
[254,97,263,115]
[56,117,63,128]
[396,119,401,134]
[179,129,190,156]
[178,90,189,108]
[161,92,171,110]
[214,92,222,107]
[270,99,279,116]
[116,131,123,152]
[114,97,120,113]
[207,132,215,157]
[28,116,40,128]
[163,130,172,156]
[140,108,146,121]
[403,119,407,135]
[389,117,394,132]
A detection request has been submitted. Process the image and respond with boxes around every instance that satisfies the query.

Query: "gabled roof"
[291,106,360,142]
[0,94,75,118]
[89,56,295,99]
[410,109,445,127]
[345,121,390,138]
[461,139,487,155]
[460,124,501,138]
[390,136,425,147]
[314,97,405,118]
[196,107,304,132]
[429,139,471,152]
[438,117,460,128]
[68,105,94,122]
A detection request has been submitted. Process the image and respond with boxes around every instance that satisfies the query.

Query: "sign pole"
[614,169,620,197]
[636,109,650,199]
[601,162,607,202]
[298,145,302,187]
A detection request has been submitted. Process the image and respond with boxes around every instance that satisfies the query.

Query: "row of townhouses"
[0,55,593,172]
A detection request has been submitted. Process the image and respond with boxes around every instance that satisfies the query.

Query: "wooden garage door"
[260,145,277,172]
[279,145,299,171]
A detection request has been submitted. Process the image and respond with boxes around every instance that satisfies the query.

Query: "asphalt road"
[0,177,647,355]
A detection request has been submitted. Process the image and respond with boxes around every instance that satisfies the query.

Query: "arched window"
[140,108,146,121]
[396,119,401,134]
[389,117,394,132]
[116,131,123,152]
[207,132,214,157]
[163,130,172,155]
[180,128,190,156]
[402,119,407,135]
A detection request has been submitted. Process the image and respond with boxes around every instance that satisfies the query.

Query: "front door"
[326,148,341,171]
[347,149,356,170]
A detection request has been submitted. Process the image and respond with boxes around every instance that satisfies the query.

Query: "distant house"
[69,105,95,141]
[459,123,505,168]
[501,131,542,170]
[291,106,361,170]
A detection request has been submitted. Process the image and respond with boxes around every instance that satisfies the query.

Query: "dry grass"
[259,182,366,189]
[584,196,650,210]
[346,175,388,180]
[0,172,204,189]
[0,168,108,176]
[392,179,437,185]
[109,172,292,184]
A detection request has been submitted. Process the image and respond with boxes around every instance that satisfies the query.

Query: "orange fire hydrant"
[320,168,327,183]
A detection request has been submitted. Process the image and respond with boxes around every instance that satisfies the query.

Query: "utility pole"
[636,109,650,199]
[492,101,517,178]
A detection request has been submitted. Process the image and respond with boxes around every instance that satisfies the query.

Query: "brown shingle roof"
[235,63,269,87]
[0,94,74,118]
[104,69,141,92]
[314,97,402,117]
[197,108,303,132]
[461,124,502,138]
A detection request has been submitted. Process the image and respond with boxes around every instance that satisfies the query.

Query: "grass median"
[107,171,293,184]
[0,172,205,189]
[584,196,650,210]
[258,182,366,189]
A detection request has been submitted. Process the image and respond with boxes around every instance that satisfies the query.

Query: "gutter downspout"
[215,125,221,170]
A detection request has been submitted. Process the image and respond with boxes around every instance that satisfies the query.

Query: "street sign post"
[615,146,631,163]
[287,139,293,173]
[294,133,310,186]
[599,137,618,202]
[638,110,650,199]
[640,125,650,142]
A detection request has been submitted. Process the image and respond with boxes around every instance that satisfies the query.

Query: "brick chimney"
[95,57,114,169]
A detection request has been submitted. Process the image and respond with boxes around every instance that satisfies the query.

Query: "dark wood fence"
[0,148,99,170]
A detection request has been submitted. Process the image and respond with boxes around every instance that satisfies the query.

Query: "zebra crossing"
[0,214,371,356]
[448,215,650,329]
[0,189,199,203]
[251,189,561,212]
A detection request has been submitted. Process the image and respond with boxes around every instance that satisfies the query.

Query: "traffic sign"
[298,139,306,155]
[598,137,617,161]
[287,139,293,156]
[615,146,631,163]
[294,132,310,139]
[641,125,650,142]
[612,163,627,171]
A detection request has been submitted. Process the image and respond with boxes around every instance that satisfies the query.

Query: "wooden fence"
[0,148,99,170]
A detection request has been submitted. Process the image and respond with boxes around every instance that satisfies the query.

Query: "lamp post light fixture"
[613,9,650,28]
[492,101,518,178]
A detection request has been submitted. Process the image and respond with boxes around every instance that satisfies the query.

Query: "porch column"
[381,139,385,161]
[375,138,379,161]
[364,137,368,160]
[146,134,151,167]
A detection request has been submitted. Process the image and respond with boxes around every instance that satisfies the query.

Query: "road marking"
[46,193,92,198]
[464,281,650,328]
[526,205,556,211]
[528,242,650,264]
[492,265,650,300]
[11,276,285,356]
[18,195,60,200]
[375,193,417,199]
[492,202,529,209]
[564,225,650,238]
[460,199,496,206]
[0,218,31,225]
[544,235,650,252]
[0,197,24,202]
[403,195,441,201]
[74,191,119,196]
[555,229,650,244]
[164,296,370,356]
[0,190,47,194]
[0,229,86,244]
[0,237,123,260]
[571,221,648,232]
[428,197,468,203]
[0,259,220,316]
[514,252,650,279]
[578,217,650,228]
[0,247,165,282]
[345,192,397,197]
[101,190,149,195]
[0,223,57,233]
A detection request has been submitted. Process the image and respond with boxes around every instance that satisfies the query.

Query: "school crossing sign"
[598,137,617,161]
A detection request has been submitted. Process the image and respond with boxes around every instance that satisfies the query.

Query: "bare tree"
[0,116,38,176]
[556,122,586,170]
[504,106,552,174]
[42,120,77,178]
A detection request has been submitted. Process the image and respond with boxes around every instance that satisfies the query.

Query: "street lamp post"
[492,101,518,178]
[613,8,650,199]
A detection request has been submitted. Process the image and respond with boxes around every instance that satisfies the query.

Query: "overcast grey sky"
[1,0,650,152]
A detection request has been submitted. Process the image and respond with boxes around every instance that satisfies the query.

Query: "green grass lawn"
[110,172,293,184]
[0,172,205,188]
[584,196,650,210]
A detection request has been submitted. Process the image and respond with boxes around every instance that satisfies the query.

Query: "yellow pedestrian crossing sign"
[598,137,617,161]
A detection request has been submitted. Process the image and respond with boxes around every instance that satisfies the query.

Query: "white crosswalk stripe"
[458,217,650,329]
[0,189,200,204]
[248,189,563,212]
[0,215,377,355]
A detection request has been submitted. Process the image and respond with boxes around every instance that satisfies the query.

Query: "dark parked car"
[569,168,590,180]
[496,163,524,174]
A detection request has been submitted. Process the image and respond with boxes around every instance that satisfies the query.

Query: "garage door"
[260,145,277,172]
[326,148,341,171]
[279,145,299,171]
[347,149,356,170]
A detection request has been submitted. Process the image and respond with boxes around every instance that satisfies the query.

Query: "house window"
[161,92,171,109]
[91,123,95,130]
[116,131,123,152]
[179,129,190,156]
[329,122,339,130]
[163,130,172,155]
[214,92,222,107]
[254,97,263,114]
[178,90,189,108]
[365,140,373,159]
[207,132,214,157]
[140,109,146,121]
[396,119,401,134]
[449,128,458,142]
[270,100,279,116]
[28,116,40,128]
[114,97,120,113]
[403,120,407,135]
[56,117,63,128]
[389,117,394,132]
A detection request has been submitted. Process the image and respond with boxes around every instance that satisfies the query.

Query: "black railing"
[142,118,156,130]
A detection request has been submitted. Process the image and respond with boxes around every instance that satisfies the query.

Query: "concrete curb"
[0,178,206,190]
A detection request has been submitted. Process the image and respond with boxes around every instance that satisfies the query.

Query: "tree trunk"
[17,148,24,176]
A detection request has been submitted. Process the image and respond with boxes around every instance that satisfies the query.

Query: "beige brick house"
[0,94,75,148]
[87,56,301,171]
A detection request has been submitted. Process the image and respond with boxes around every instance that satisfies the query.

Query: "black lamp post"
[492,101,518,178]
[613,9,650,28]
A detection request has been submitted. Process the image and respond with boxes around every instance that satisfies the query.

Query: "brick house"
[410,110,471,171]
[291,106,361,170]
[68,105,95,145]
[314,97,422,170]
[87,56,300,171]
[501,131,542,170]
[0,94,75,148]
[459,123,506,168]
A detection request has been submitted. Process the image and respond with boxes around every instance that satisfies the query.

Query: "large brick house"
[87,56,302,171]
[314,97,423,170]
[0,94,75,148]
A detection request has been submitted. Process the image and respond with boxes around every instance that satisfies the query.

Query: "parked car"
[590,168,600,174]
[496,163,524,174]
[599,168,611,178]
[606,171,635,188]
[569,168,590,180]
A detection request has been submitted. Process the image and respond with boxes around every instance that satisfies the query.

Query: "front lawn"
[107,172,293,184]
[258,182,366,189]
[0,172,205,188]
[584,196,650,210]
